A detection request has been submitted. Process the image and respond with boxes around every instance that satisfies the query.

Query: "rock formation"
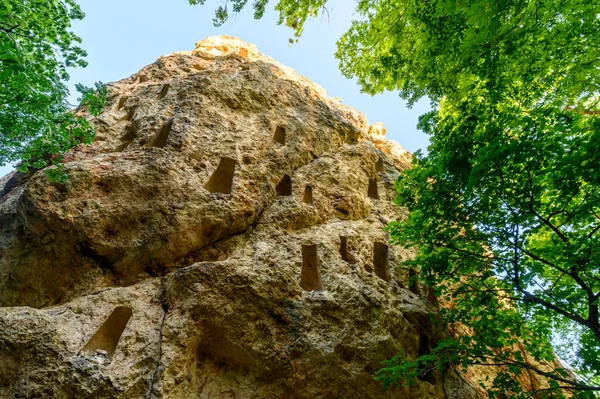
[0,36,500,398]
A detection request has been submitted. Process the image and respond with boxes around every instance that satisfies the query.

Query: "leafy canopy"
[188,0,327,38]
[194,0,600,396]
[0,0,106,181]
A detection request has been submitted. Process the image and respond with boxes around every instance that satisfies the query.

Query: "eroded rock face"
[0,36,480,398]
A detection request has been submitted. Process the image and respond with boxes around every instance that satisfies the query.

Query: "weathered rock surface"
[0,36,486,398]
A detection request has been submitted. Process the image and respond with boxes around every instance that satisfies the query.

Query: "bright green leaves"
[0,0,106,181]
[384,0,600,392]
[271,0,327,37]
[337,0,600,110]
[376,339,463,389]
[390,89,600,392]
[77,81,108,118]
[189,0,328,37]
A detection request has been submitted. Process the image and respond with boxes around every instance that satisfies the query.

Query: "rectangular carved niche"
[148,119,173,148]
[273,126,286,145]
[122,105,136,121]
[418,333,437,384]
[157,84,170,100]
[376,156,385,172]
[408,268,419,294]
[301,244,323,291]
[427,287,439,307]
[117,96,128,111]
[373,242,391,282]
[339,236,356,264]
[276,174,292,196]
[368,179,379,199]
[81,306,133,358]
[302,185,313,205]
[204,157,237,194]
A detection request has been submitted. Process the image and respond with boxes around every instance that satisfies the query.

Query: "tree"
[188,0,327,38]
[193,0,600,396]
[0,0,106,181]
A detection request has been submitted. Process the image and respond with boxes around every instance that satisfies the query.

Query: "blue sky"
[1,0,431,178]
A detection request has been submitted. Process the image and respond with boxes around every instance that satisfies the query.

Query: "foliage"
[193,0,600,396]
[188,0,327,37]
[355,1,600,395]
[0,0,106,181]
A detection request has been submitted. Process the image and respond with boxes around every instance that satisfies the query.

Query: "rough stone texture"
[0,36,502,398]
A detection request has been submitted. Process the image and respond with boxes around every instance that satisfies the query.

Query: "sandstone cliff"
[0,36,486,398]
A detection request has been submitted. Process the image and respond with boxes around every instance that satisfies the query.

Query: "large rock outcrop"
[0,36,488,398]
